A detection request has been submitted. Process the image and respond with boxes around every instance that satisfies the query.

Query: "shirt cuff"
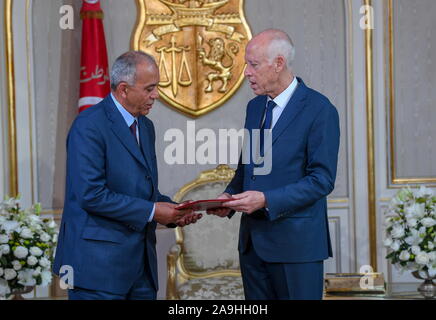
[148,203,155,222]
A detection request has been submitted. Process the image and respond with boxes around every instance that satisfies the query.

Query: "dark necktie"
[260,100,276,157]
[130,120,138,144]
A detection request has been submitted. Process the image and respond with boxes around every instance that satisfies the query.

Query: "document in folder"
[175,199,233,211]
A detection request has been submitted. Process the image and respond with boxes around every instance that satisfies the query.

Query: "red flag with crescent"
[78,0,110,113]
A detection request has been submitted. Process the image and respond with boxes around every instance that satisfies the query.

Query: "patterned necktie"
[129,120,138,144]
[260,100,277,157]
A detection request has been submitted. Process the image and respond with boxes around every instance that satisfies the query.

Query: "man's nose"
[152,88,159,99]
[244,65,252,77]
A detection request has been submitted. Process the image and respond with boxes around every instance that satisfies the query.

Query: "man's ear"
[116,82,128,99]
[275,55,286,72]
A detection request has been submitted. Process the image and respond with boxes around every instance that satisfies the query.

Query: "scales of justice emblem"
[132,0,252,117]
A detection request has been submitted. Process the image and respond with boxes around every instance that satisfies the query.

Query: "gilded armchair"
[167,165,244,300]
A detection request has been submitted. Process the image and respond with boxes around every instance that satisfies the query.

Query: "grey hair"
[265,30,296,70]
[110,51,156,90]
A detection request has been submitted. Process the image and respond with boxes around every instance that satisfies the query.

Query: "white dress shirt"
[266,76,298,129]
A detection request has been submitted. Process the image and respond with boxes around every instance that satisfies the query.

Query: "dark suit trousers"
[68,247,156,300]
[68,266,156,300]
[239,239,324,300]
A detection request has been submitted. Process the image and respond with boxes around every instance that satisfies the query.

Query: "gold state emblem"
[132,0,252,117]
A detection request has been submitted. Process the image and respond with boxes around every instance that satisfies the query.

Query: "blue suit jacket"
[225,78,340,263]
[53,95,172,294]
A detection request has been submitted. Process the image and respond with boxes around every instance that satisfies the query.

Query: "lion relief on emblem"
[198,36,239,93]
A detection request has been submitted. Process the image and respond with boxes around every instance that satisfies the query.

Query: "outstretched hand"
[222,191,266,214]
[154,202,192,225]
[206,193,233,217]
[176,212,203,227]
[175,200,203,227]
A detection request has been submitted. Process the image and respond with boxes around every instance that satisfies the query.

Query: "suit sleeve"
[224,154,244,196]
[146,119,176,205]
[68,117,154,231]
[263,103,340,221]
[224,103,251,196]
[223,104,253,219]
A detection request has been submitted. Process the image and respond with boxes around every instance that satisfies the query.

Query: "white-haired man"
[208,29,340,300]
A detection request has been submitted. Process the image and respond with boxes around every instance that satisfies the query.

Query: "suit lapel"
[138,118,158,201]
[138,117,154,174]
[264,78,308,154]
[104,97,148,169]
[250,96,268,130]
[246,97,267,170]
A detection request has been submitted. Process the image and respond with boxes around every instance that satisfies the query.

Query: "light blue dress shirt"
[111,93,155,222]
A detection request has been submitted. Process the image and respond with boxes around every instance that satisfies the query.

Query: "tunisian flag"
[78,0,110,113]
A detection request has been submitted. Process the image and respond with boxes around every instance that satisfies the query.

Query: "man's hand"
[206,193,233,217]
[176,212,203,227]
[222,191,266,214]
[154,202,192,225]
[174,200,202,227]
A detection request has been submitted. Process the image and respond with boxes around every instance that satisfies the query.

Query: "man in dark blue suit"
[53,51,201,300]
[208,29,340,300]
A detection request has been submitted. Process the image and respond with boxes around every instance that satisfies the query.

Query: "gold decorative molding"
[173,164,235,203]
[327,216,342,272]
[166,244,180,299]
[328,198,349,204]
[4,0,18,197]
[346,0,359,272]
[25,0,35,204]
[131,0,252,118]
[41,209,63,216]
[387,0,436,185]
[364,0,377,271]
[3,0,36,202]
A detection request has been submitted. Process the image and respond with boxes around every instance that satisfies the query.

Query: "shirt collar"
[110,93,138,127]
[267,76,298,109]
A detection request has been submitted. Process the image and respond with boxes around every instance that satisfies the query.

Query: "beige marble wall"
[391,0,436,180]
[32,0,80,209]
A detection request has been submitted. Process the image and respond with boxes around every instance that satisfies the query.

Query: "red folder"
[175,199,233,211]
